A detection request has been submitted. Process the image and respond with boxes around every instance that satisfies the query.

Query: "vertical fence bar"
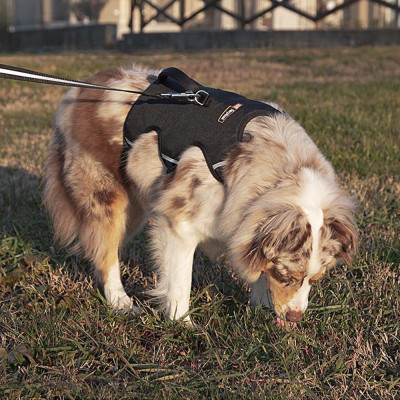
[139,0,144,33]
[180,0,185,29]
[129,0,134,33]
[239,0,245,29]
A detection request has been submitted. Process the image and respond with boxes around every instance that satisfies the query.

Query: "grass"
[0,46,399,399]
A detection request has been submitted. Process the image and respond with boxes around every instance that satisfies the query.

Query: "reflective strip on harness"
[125,137,135,147]
[212,161,226,170]
[161,153,179,164]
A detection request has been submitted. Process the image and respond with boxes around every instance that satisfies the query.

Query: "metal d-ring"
[194,90,210,106]
[159,89,210,106]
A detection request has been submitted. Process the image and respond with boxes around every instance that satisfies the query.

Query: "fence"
[128,0,400,32]
[2,0,400,52]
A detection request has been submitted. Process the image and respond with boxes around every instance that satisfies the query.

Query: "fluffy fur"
[43,65,358,325]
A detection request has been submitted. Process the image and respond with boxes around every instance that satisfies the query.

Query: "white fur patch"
[287,169,325,313]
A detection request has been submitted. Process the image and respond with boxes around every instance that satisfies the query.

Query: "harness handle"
[158,67,200,93]
[158,67,211,106]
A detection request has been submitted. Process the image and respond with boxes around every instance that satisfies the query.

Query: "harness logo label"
[218,103,243,123]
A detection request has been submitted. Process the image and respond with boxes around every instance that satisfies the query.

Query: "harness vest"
[123,68,280,182]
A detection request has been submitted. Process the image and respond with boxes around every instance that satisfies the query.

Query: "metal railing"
[128,0,400,32]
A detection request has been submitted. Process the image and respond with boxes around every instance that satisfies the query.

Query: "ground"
[0,47,399,399]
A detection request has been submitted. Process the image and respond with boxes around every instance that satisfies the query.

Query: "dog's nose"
[285,310,303,322]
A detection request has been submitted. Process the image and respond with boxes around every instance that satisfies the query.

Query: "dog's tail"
[43,128,81,253]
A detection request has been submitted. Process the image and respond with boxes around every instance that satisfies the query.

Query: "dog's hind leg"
[46,145,141,313]
[76,179,141,313]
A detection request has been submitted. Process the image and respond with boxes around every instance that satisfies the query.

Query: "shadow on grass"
[0,166,51,247]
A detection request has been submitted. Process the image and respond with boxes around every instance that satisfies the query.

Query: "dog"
[43,65,358,327]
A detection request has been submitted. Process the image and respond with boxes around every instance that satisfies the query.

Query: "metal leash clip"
[159,90,210,106]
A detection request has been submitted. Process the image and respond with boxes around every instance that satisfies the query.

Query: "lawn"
[0,47,399,399]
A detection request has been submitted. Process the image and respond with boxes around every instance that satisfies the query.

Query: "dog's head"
[231,175,358,323]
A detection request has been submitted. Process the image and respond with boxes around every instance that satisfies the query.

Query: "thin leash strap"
[0,64,160,98]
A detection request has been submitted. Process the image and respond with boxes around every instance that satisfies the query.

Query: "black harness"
[123,68,280,182]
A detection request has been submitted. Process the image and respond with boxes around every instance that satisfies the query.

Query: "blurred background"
[0,0,399,52]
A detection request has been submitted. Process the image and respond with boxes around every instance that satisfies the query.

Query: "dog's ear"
[235,204,308,280]
[327,216,358,265]
[258,208,311,263]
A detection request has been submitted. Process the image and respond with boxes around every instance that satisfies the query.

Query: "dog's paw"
[107,290,142,315]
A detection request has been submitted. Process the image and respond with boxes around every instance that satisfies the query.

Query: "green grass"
[0,47,399,399]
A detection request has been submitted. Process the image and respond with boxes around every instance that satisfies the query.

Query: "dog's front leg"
[150,219,199,325]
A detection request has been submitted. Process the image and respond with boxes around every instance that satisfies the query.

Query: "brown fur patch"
[189,177,202,198]
[258,135,286,151]
[302,248,311,259]
[269,265,305,285]
[242,237,268,274]
[93,189,118,207]
[171,196,186,210]
[69,68,127,182]
[242,132,253,142]
[223,144,249,178]
[266,276,301,314]
[162,173,175,190]
[269,265,291,284]
[173,159,199,185]
[292,158,326,175]
[323,216,358,265]
[265,256,307,313]
[290,223,312,252]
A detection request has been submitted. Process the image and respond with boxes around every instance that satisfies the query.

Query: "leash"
[0,64,210,105]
